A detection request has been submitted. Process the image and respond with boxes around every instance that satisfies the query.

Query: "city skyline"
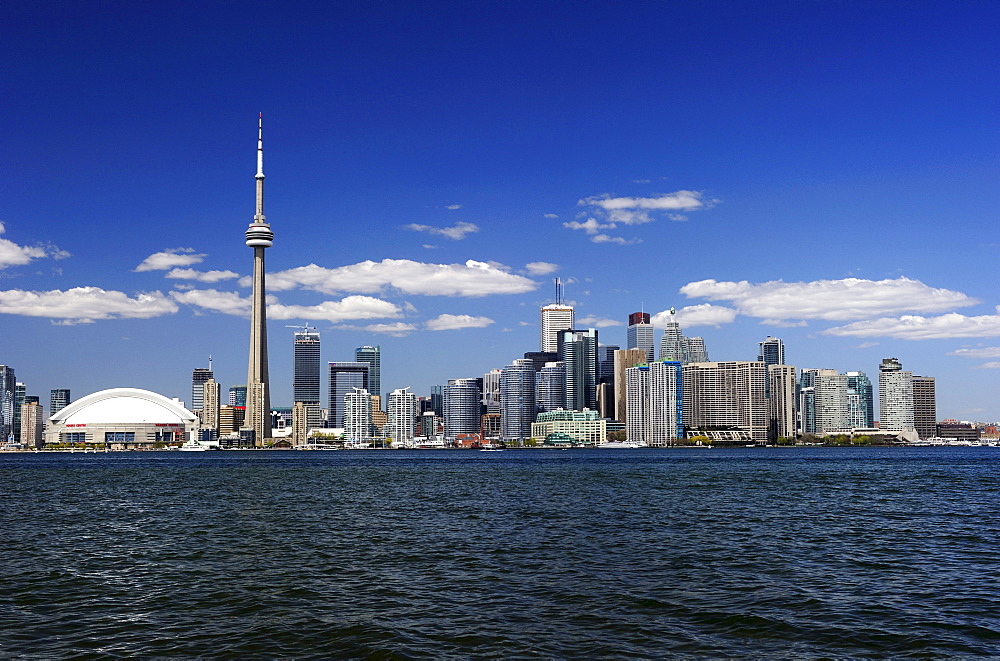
[4,2,1000,420]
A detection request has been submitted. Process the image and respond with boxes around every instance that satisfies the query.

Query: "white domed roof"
[53,388,197,425]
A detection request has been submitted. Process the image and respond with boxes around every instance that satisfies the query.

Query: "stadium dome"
[46,388,197,449]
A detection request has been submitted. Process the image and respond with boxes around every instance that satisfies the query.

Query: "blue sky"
[4,1,1000,419]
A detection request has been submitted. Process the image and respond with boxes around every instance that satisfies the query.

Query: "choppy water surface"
[2,447,999,657]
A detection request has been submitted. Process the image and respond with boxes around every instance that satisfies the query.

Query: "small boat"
[596,441,645,449]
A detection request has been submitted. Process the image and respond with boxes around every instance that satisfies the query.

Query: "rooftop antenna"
[554,277,564,305]
[208,355,213,372]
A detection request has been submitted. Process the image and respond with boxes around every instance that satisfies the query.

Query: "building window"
[104,432,135,443]
[63,432,87,443]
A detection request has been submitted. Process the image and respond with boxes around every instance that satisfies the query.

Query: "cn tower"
[244,114,273,444]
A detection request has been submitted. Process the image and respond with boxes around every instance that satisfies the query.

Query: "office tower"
[523,351,559,373]
[219,406,245,435]
[245,114,275,444]
[768,365,797,440]
[0,365,15,443]
[627,312,655,362]
[370,395,388,436]
[291,402,317,445]
[659,308,689,363]
[683,361,769,441]
[757,337,785,366]
[913,376,936,439]
[13,382,25,442]
[614,349,647,424]
[20,400,44,449]
[879,357,914,432]
[229,385,247,407]
[814,370,850,433]
[500,358,536,444]
[190,367,213,412]
[845,371,875,428]
[418,411,438,438]
[355,346,381,401]
[597,344,619,383]
[685,337,710,363]
[625,364,650,445]
[343,387,372,444]
[387,387,417,446]
[430,385,444,416]
[648,361,684,446]
[329,362,369,428]
[443,378,481,441]
[482,368,503,413]
[292,327,321,403]
[540,304,575,353]
[202,378,220,432]
[559,329,598,411]
[50,389,71,416]
[536,361,566,412]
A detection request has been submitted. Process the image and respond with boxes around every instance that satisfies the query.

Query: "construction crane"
[285,323,317,334]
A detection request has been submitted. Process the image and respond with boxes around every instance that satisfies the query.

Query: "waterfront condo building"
[559,329,598,412]
[329,362,369,428]
[19,400,44,449]
[387,387,417,446]
[355,346,381,402]
[625,361,683,446]
[536,361,566,413]
[913,375,936,440]
[757,337,785,366]
[443,378,481,442]
[879,357,914,433]
[767,365,797,440]
[683,361,769,441]
[500,358,536,444]
[343,387,372,444]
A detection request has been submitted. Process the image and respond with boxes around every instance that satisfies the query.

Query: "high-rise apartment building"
[627,312,655,362]
[757,337,785,366]
[355,346,381,401]
[614,349,647,424]
[13,382,25,442]
[50,389,71,417]
[293,328,321,404]
[648,360,684,446]
[814,370,850,433]
[343,387,372,444]
[500,358,536,444]
[540,304,575,353]
[536,361,566,412]
[202,378,220,432]
[20,400,44,449]
[443,378,481,441]
[845,371,874,428]
[430,385,444,416]
[625,364,650,445]
[329,362,369,428]
[559,329,598,412]
[879,357,914,433]
[482,368,503,413]
[767,365,797,440]
[387,387,417,446]
[0,365,15,443]
[191,367,213,413]
[229,385,247,407]
[683,361,769,441]
[913,376,936,440]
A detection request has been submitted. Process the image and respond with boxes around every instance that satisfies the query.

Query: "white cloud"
[166,268,240,283]
[563,218,616,235]
[445,204,462,210]
[760,319,808,328]
[170,289,401,322]
[579,191,709,213]
[425,314,495,331]
[0,222,69,268]
[976,362,1000,369]
[265,259,538,297]
[576,315,623,328]
[135,248,205,272]
[651,304,737,328]
[823,311,1000,340]
[0,287,178,323]
[524,262,559,276]
[544,213,559,219]
[331,322,418,337]
[948,347,1000,358]
[591,234,641,246]
[403,221,480,240]
[681,277,977,322]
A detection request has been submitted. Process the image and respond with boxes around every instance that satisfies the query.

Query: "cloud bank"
[0,222,70,268]
[135,248,205,272]
[403,222,480,240]
[0,287,177,323]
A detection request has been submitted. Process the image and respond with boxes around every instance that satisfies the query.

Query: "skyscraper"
[343,387,372,444]
[757,337,785,366]
[614,348,647,424]
[913,375,936,440]
[13,382,25,442]
[559,329,598,411]
[627,312,655,362]
[683,361,769,441]
[536,361,566,412]
[767,364,797,440]
[245,114,275,444]
[0,365,15,443]
[191,366,213,413]
[329,362,369,428]
[202,378,220,432]
[229,385,247,407]
[482,368,503,413]
[648,360,684,446]
[685,336,710,363]
[659,308,688,363]
[20,400,44,449]
[625,364,650,445]
[500,358,536,444]
[540,305,575,353]
[50,389,71,417]
[845,371,874,428]
[443,378,481,441]
[814,370,850,433]
[879,357,914,433]
[387,387,417,446]
[293,327,321,406]
[355,346,381,401]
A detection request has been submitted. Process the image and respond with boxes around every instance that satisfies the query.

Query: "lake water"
[1,447,998,657]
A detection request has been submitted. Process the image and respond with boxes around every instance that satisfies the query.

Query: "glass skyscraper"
[329,362,369,428]
[355,346,381,401]
[293,329,321,405]
[191,367,213,412]
[50,389,71,416]
[626,312,655,362]
[0,366,15,443]
[500,358,536,444]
